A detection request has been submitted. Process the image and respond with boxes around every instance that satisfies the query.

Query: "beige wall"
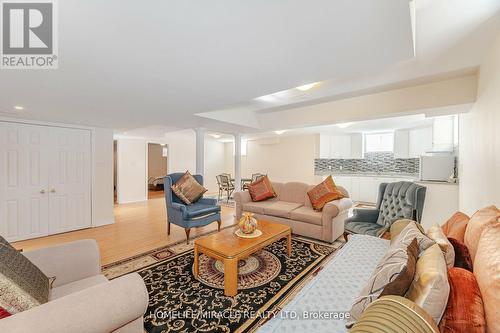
[224,134,317,184]
[116,138,147,204]
[459,32,500,214]
[147,143,167,179]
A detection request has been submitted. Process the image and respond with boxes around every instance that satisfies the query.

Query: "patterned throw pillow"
[171,171,207,205]
[379,238,418,298]
[347,238,419,327]
[307,175,345,211]
[0,236,49,315]
[390,220,435,253]
[247,176,276,202]
[439,267,486,333]
[426,224,455,268]
[447,237,473,271]
[406,244,450,324]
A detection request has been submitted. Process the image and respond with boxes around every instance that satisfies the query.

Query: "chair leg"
[217,220,221,231]
[185,228,191,244]
[167,220,171,235]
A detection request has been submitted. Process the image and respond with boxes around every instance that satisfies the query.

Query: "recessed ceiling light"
[296,82,319,91]
[209,134,221,139]
[255,94,276,103]
[336,122,354,129]
[274,130,286,135]
[14,105,24,110]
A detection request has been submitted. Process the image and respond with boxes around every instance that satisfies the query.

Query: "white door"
[0,122,50,241]
[48,127,92,234]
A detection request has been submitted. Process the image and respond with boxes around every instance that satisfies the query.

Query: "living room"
[1,1,499,333]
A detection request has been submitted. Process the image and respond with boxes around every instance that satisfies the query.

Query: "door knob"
[40,189,46,194]
[50,188,56,193]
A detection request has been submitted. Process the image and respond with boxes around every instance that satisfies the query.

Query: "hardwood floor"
[12,194,236,266]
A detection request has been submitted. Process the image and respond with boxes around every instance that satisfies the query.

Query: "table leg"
[287,232,292,257]
[193,245,199,278]
[224,258,238,297]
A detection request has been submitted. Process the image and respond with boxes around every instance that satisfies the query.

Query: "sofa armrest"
[23,239,100,288]
[345,208,380,224]
[321,198,353,242]
[0,273,148,333]
[234,191,252,220]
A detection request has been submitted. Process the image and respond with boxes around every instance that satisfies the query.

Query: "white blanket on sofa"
[258,234,389,333]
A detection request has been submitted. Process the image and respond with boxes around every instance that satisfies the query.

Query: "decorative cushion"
[347,237,419,327]
[448,237,473,272]
[390,218,424,242]
[464,205,500,261]
[473,223,500,333]
[441,211,470,243]
[307,175,344,211]
[0,236,49,314]
[248,176,276,202]
[390,220,435,253]
[426,224,455,268]
[350,296,440,333]
[439,267,486,333]
[171,171,207,205]
[0,307,11,319]
[406,244,450,324]
[379,238,418,298]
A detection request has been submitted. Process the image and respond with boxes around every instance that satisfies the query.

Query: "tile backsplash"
[315,152,419,175]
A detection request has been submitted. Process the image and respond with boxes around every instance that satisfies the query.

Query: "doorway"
[147,143,168,199]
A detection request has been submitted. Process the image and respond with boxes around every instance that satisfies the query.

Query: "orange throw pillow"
[441,212,470,243]
[307,176,345,211]
[248,176,276,202]
[464,205,500,261]
[439,267,486,333]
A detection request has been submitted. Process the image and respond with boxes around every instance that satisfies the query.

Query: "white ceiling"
[1,0,499,136]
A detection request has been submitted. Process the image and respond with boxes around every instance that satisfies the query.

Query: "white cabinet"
[358,177,377,203]
[393,127,433,158]
[409,127,433,158]
[319,134,364,159]
[432,116,454,152]
[350,133,364,159]
[330,135,351,159]
[393,130,409,158]
[319,134,331,158]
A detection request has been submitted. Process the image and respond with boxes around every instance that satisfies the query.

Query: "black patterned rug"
[102,231,345,333]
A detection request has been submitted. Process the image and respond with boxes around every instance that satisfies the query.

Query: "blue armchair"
[345,181,426,237]
[164,173,221,243]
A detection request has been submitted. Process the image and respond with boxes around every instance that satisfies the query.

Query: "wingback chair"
[164,173,221,243]
[345,181,426,237]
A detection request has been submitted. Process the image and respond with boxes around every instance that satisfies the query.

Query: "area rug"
[102,232,345,333]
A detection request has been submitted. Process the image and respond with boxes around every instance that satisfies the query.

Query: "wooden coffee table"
[193,220,292,297]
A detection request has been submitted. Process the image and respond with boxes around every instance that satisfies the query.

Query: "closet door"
[48,127,92,234]
[0,122,50,241]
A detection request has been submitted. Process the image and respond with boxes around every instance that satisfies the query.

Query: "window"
[364,132,394,152]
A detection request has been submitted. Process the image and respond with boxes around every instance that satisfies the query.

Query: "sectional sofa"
[234,181,353,243]
[258,206,500,333]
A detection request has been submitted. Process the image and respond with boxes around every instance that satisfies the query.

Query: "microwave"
[419,155,455,182]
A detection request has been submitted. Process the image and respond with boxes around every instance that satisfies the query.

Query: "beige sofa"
[0,240,149,333]
[234,181,353,242]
